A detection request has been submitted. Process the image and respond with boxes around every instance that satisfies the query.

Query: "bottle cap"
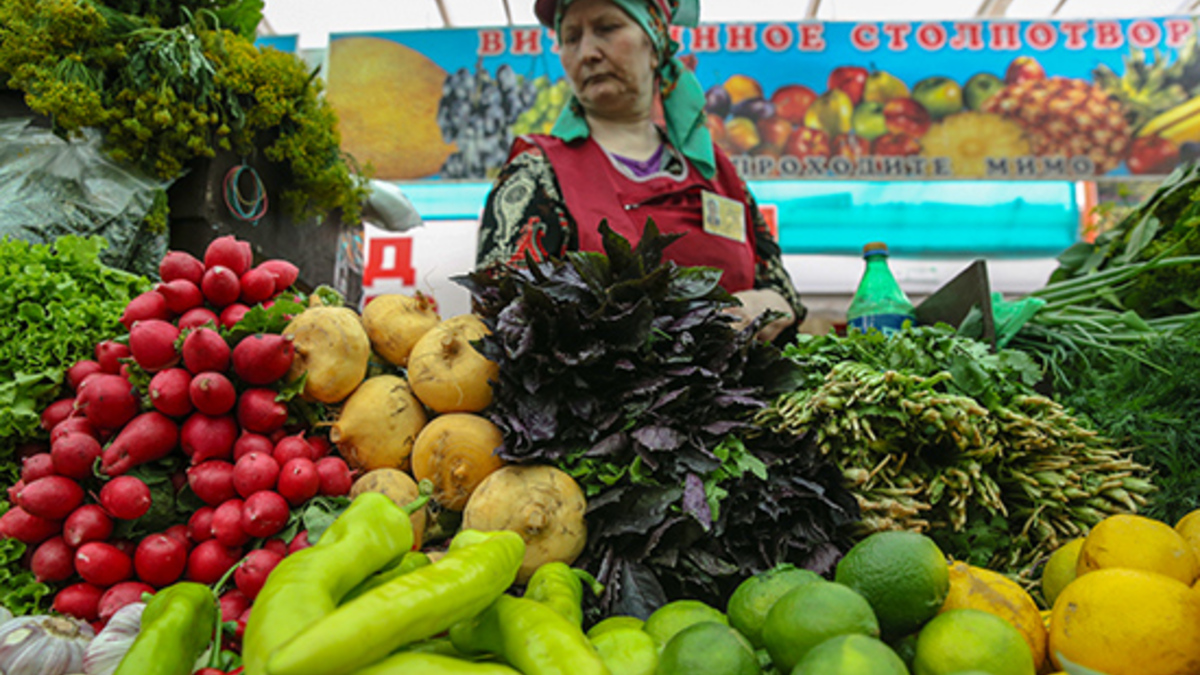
[863,242,889,257]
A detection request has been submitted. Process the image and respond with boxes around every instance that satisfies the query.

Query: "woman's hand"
[726,289,795,341]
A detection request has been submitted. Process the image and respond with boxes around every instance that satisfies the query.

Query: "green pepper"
[243,493,416,675]
[341,550,431,604]
[524,562,585,625]
[266,529,525,675]
[590,627,658,675]
[350,651,521,674]
[113,582,217,675]
[450,594,611,675]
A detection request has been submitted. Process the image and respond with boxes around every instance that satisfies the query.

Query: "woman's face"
[558,0,659,121]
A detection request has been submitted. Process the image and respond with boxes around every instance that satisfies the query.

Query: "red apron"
[529,135,757,293]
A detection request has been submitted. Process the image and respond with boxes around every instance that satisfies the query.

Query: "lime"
[590,627,657,675]
[657,621,760,675]
[761,581,880,673]
[643,599,728,648]
[791,634,908,675]
[587,615,644,639]
[913,608,1035,675]
[726,564,822,648]
[889,632,918,670]
[835,531,950,637]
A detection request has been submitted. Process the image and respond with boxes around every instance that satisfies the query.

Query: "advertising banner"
[324,15,1200,182]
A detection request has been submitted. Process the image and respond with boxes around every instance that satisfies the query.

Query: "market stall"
[3,1,1200,674]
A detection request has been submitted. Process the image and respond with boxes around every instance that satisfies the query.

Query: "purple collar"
[611,143,666,177]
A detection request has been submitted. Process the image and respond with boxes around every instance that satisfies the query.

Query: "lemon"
[1174,508,1200,558]
[726,564,822,649]
[587,615,644,638]
[791,634,908,675]
[1076,513,1199,585]
[761,581,880,673]
[1048,567,1200,675]
[656,621,760,675]
[835,531,950,637]
[914,608,1035,675]
[643,599,728,648]
[940,561,1047,672]
[1040,538,1083,608]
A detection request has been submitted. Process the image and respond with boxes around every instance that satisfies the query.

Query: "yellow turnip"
[461,464,587,583]
[407,314,498,414]
[283,307,371,403]
[329,375,427,472]
[349,468,428,548]
[361,293,441,367]
[410,413,505,511]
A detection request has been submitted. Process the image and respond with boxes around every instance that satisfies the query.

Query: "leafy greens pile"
[0,236,149,479]
[459,222,858,618]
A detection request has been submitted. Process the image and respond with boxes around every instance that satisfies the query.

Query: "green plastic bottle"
[846,242,915,335]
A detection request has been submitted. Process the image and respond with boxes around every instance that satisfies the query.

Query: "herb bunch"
[459,222,858,617]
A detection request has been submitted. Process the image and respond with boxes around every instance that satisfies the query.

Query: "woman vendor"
[475,0,804,341]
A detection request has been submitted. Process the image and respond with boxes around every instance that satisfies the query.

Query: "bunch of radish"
[0,235,356,634]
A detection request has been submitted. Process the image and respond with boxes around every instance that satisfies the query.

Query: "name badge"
[702,191,747,243]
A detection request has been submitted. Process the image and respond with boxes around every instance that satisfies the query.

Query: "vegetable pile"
[460,222,859,617]
[756,326,1153,576]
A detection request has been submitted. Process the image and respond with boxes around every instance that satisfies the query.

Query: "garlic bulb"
[0,614,94,675]
[82,603,144,675]
[0,607,12,626]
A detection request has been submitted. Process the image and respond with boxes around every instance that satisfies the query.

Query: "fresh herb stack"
[459,223,859,618]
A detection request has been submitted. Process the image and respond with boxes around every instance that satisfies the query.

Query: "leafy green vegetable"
[0,503,51,615]
[0,235,149,477]
[459,221,858,617]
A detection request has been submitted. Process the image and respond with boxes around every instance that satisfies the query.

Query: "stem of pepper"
[207,559,246,669]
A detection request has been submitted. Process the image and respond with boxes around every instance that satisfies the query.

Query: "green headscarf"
[549,0,715,179]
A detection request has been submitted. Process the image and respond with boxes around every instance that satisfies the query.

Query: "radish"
[263,538,289,557]
[241,490,289,539]
[31,536,75,582]
[149,368,194,418]
[187,460,237,507]
[204,235,253,276]
[187,540,242,584]
[160,250,205,284]
[63,505,114,547]
[129,319,181,372]
[315,457,354,497]
[5,480,22,504]
[164,524,192,551]
[101,411,180,476]
[232,333,295,385]
[237,388,288,434]
[211,499,249,547]
[308,435,332,459]
[178,307,221,331]
[98,581,156,623]
[119,290,171,330]
[258,259,300,293]
[17,475,85,520]
[232,452,280,498]
[233,431,274,462]
[75,374,139,430]
[220,589,249,623]
[234,548,283,600]
[287,531,311,554]
[0,506,60,545]
[99,476,153,520]
[75,541,133,586]
[95,341,132,374]
[40,397,76,432]
[50,417,97,444]
[134,533,188,586]
[277,458,320,507]
[111,538,137,558]
[156,278,204,314]
[188,507,215,543]
[239,266,277,305]
[51,433,103,480]
[21,453,57,482]
[66,360,103,391]
[189,371,237,416]
[201,265,241,307]
[53,582,105,622]
[180,413,238,464]
[273,432,314,465]
[220,303,251,329]
[181,327,231,375]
